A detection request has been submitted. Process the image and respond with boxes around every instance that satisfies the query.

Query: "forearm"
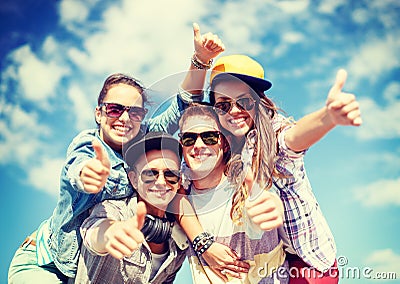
[173,195,204,242]
[180,60,208,95]
[284,106,335,152]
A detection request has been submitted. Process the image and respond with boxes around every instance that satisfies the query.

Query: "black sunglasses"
[214,97,256,115]
[99,103,148,122]
[179,131,220,147]
[140,169,180,185]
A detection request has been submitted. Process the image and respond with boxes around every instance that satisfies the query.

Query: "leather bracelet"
[197,237,214,255]
[192,232,215,254]
[192,232,212,248]
[191,54,213,70]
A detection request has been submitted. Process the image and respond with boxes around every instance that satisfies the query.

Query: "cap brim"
[213,73,272,93]
[124,134,182,167]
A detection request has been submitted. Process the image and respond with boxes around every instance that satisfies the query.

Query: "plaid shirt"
[74,196,189,284]
[243,114,337,272]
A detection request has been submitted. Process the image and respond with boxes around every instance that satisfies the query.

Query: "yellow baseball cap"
[210,54,272,92]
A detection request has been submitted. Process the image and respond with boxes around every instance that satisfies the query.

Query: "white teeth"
[149,189,170,197]
[192,154,211,161]
[229,117,246,124]
[114,126,130,132]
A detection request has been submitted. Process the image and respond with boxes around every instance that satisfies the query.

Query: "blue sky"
[1,0,399,283]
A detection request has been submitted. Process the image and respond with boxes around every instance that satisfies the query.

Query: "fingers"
[202,33,225,52]
[105,219,145,259]
[245,189,273,208]
[192,22,225,62]
[80,160,110,193]
[246,191,283,231]
[326,69,362,127]
[92,139,111,169]
[136,201,147,230]
[330,68,347,94]
[223,261,250,272]
[192,22,201,41]
[106,232,142,259]
[211,267,228,282]
[220,268,243,280]
[80,140,111,193]
[327,93,363,126]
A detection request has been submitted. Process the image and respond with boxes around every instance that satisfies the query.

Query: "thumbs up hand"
[326,69,363,127]
[103,201,147,259]
[80,139,111,193]
[193,22,225,64]
[245,186,284,231]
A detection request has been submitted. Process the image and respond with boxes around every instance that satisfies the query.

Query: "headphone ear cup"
[140,214,173,244]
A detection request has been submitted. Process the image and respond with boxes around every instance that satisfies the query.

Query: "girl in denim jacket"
[8,72,194,283]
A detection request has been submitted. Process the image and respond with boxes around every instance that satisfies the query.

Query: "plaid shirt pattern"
[243,115,337,272]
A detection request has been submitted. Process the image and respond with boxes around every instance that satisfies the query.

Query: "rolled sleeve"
[177,86,204,103]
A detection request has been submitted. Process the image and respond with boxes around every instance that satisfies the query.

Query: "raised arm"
[284,69,362,152]
[181,22,225,94]
[147,23,225,134]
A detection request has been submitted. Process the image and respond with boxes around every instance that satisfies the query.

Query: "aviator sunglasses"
[214,97,256,115]
[140,169,180,185]
[99,103,148,122]
[179,131,221,147]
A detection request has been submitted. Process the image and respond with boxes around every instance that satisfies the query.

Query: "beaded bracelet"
[191,54,213,70]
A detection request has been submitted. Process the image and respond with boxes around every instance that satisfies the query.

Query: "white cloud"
[65,0,207,84]
[68,84,95,131]
[0,103,51,165]
[317,0,346,14]
[8,45,69,106]
[27,157,65,196]
[353,177,400,207]
[276,0,309,14]
[59,0,91,25]
[365,249,400,276]
[352,8,369,25]
[355,97,400,140]
[383,81,400,102]
[282,31,304,44]
[347,34,400,83]
[272,31,305,58]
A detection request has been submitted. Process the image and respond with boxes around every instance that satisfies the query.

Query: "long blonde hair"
[210,76,290,224]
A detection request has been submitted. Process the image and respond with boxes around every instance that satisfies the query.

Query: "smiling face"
[129,149,180,215]
[95,84,143,152]
[180,116,225,183]
[213,80,257,139]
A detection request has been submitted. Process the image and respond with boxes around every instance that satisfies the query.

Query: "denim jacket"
[38,94,195,278]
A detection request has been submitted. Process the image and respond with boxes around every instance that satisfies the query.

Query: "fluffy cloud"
[67,84,96,131]
[365,249,400,276]
[347,34,400,84]
[63,0,205,82]
[354,177,400,207]
[27,157,65,196]
[6,45,69,106]
[355,96,400,140]
[0,102,51,165]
